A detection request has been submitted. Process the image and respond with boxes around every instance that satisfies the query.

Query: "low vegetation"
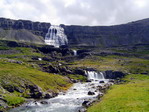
[88,74,149,112]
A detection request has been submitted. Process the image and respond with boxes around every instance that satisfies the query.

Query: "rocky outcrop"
[103,70,126,79]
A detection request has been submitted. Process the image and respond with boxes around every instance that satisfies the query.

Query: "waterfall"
[73,50,77,56]
[45,25,68,48]
[85,71,105,81]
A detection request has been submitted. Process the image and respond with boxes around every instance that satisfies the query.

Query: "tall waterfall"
[45,25,68,47]
[85,71,105,81]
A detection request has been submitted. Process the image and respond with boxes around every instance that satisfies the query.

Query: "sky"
[0,0,149,26]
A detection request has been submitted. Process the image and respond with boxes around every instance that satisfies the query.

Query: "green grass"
[0,47,43,59]
[71,55,149,74]
[3,95,25,106]
[0,59,72,108]
[0,60,71,92]
[87,74,149,112]
[67,74,87,81]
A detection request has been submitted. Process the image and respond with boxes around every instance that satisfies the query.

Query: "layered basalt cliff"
[0,17,149,47]
[0,18,51,44]
[62,20,149,47]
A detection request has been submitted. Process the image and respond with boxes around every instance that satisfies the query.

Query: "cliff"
[0,17,149,47]
[62,19,149,47]
[0,18,51,44]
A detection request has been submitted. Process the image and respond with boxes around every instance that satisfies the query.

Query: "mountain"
[0,17,149,47]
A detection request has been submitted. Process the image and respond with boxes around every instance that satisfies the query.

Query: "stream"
[10,71,110,112]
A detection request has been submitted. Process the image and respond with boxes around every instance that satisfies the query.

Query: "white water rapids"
[10,71,109,112]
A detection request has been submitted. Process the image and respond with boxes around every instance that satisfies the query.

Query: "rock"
[86,80,92,82]
[103,70,126,79]
[3,85,14,93]
[109,79,115,83]
[74,68,85,76]
[99,81,105,83]
[73,88,77,90]
[82,101,90,107]
[14,87,24,93]
[88,91,95,95]
[79,107,87,112]
[30,91,43,99]
[71,79,78,83]
[40,101,48,104]
[44,93,52,99]
[27,85,43,99]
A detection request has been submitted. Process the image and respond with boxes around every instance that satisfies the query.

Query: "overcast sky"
[0,0,149,26]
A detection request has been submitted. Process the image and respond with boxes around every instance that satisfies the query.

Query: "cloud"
[0,0,149,25]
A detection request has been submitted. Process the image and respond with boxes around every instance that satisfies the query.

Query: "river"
[10,71,109,112]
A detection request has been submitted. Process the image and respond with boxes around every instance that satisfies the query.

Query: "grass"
[0,59,72,108]
[71,55,149,74]
[87,74,149,112]
[3,95,25,106]
[0,60,71,92]
[67,74,87,81]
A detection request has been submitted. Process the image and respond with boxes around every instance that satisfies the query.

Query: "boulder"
[40,101,48,104]
[103,70,126,79]
[82,101,90,107]
[44,93,52,99]
[88,91,95,95]
[99,81,105,83]
[30,91,43,99]
[74,68,85,76]
[79,107,87,112]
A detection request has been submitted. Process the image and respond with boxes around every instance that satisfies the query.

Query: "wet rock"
[44,93,52,99]
[86,80,92,82]
[82,101,90,107]
[88,91,95,95]
[99,81,105,83]
[40,101,48,105]
[31,91,43,99]
[79,107,87,112]
[71,79,78,83]
[109,79,115,83]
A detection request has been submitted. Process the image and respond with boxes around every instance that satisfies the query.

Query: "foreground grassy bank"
[88,74,149,112]
[0,59,71,111]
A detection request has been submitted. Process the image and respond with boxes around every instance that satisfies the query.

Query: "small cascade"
[45,25,68,47]
[73,50,77,56]
[85,71,105,81]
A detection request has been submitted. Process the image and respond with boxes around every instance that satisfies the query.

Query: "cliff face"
[0,17,149,47]
[62,19,149,47]
[0,18,51,44]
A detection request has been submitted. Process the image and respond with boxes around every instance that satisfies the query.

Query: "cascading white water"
[86,71,105,81]
[45,25,68,48]
[73,50,77,56]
